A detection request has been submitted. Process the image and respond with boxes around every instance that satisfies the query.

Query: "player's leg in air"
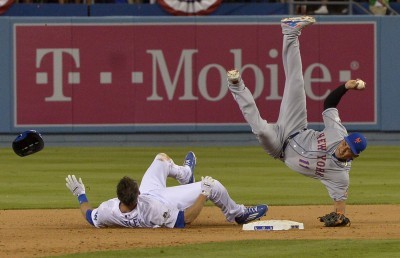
[146,152,268,224]
[277,16,315,138]
[139,152,195,194]
[226,16,315,158]
[226,69,281,157]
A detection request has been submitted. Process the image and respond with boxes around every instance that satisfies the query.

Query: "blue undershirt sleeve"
[85,209,94,226]
[174,210,185,228]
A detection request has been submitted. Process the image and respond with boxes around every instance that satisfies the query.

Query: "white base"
[242,220,304,231]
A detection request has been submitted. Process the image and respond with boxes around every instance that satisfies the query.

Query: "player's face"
[336,140,358,160]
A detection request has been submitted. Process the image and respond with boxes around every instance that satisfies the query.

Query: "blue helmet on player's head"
[344,133,367,155]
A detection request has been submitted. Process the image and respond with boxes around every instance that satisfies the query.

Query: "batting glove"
[66,175,86,196]
[201,176,215,198]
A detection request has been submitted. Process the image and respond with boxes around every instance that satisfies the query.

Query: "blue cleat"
[281,16,315,31]
[183,151,196,184]
[235,204,268,224]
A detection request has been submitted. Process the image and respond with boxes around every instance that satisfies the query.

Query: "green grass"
[1,146,399,209]
[57,239,400,258]
[1,145,400,257]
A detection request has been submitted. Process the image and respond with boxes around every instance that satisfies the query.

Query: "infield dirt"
[1,205,399,257]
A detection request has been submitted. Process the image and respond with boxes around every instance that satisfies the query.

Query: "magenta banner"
[14,23,376,127]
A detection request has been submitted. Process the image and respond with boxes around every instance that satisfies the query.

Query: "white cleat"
[281,16,316,31]
[227,69,241,84]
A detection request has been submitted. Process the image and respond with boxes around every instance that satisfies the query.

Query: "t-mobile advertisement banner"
[14,22,376,128]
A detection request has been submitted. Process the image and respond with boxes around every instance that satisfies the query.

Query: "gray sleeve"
[322,108,348,135]
[320,173,350,202]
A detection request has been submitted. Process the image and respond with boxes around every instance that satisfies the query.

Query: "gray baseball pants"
[228,33,308,158]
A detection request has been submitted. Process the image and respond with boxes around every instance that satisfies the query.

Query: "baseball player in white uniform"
[66,152,268,228]
[226,16,367,225]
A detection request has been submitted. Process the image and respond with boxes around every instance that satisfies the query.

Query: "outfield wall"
[0,16,399,134]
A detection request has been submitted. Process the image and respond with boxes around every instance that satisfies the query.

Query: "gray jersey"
[284,108,351,201]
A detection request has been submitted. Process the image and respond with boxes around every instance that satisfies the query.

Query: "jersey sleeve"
[322,108,348,141]
[90,204,108,228]
[322,108,347,134]
[90,199,120,228]
[320,174,349,202]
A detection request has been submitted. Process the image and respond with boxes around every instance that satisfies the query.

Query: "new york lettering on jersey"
[285,131,350,179]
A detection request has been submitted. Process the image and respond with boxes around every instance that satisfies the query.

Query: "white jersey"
[88,153,244,228]
[91,196,179,228]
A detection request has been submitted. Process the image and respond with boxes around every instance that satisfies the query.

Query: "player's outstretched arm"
[323,79,366,110]
[66,175,94,226]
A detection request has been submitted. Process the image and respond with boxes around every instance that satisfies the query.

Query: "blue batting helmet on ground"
[12,130,44,157]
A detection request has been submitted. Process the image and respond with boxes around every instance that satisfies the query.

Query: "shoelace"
[244,206,258,215]
[184,159,192,167]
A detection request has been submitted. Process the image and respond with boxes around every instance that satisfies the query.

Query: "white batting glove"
[66,175,86,196]
[201,176,215,198]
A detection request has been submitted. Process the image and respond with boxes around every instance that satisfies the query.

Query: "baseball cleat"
[235,204,268,224]
[281,16,315,31]
[227,69,241,84]
[183,151,196,184]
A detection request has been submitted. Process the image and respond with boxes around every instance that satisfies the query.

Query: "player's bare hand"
[66,175,86,196]
[201,176,215,198]
[345,79,366,90]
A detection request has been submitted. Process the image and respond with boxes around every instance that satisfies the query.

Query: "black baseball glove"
[318,212,351,227]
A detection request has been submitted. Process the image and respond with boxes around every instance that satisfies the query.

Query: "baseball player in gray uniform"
[226,16,367,226]
[66,152,267,228]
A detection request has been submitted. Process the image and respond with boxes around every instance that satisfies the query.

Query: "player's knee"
[155,153,171,162]
[211,179,226,198]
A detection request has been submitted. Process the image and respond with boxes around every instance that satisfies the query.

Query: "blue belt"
[280,129,306,159]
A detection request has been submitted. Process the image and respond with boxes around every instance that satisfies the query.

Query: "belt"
[280,129,306,159]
